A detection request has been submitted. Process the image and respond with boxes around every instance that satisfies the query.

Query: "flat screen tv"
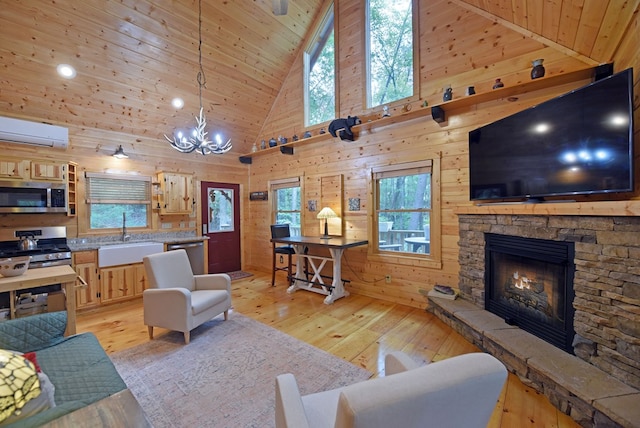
[469,68,634,202]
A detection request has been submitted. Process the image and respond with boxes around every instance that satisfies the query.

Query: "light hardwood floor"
[77,272,579,428]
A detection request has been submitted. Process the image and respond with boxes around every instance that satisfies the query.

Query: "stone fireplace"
[484,233,576,353]
[427,212,640,427]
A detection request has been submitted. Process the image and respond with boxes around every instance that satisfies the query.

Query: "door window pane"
[207,188,234,232]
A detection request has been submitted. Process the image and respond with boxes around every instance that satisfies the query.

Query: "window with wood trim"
[271,177,302,237]
[304,3,336,126]
[373,160,436,257]
[366,0,417,108]
[85,172,151,229]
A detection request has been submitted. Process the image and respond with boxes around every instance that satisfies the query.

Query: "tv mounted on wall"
[469,68,634,203]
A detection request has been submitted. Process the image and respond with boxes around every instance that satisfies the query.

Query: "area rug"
[226,270,254,281]
[110,313,371,428]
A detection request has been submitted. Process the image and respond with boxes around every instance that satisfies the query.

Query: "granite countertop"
[68,234,208,252]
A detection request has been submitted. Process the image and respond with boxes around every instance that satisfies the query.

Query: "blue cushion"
[0,312,67,353]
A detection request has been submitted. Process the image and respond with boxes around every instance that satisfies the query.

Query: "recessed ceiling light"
[56,64,77,79]
[171,98,184,109]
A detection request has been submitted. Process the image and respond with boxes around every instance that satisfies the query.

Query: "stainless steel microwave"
[0,181,67,213]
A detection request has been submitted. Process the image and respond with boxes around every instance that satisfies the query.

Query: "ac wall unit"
[0,116,68,149]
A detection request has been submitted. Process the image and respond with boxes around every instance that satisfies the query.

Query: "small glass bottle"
[493,78,504,89]
[251,142,258,153]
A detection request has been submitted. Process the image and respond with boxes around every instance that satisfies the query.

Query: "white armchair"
[142,249,232,344]
[275,352,507,428]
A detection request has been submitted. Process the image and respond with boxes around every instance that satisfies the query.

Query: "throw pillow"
[22,353,41,373]
[0,350,41,423]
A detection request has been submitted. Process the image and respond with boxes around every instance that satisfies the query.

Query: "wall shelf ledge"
[238,64,601,163]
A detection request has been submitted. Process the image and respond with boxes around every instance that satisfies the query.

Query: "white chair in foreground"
[275,351,507,428]
[142,249,232,344]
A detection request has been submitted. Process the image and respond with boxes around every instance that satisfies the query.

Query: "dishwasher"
[167,241,205,275]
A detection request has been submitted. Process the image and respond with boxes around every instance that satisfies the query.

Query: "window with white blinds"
[85,172,151,229]
[86,173,151,204]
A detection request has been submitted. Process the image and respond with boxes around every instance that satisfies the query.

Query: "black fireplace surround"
[484,233,576,353]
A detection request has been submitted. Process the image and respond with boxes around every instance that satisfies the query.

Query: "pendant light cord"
[197,0,206,111]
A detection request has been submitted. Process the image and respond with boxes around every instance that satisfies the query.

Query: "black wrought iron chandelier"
[164,0,231,155]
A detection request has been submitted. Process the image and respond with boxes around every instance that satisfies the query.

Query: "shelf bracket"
[431,106,445,123]
[280,146,294,155]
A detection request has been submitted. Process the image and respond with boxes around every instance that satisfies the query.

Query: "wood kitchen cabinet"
[0,157,68,182]
[99,265,137,303]
[73,251,99,309]
[30,160,66,181]
[157,171,194,215]
[134,264,148,295]
[0,159,27,179]
[74,250,147,308]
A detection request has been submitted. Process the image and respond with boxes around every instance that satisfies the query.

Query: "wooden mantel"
[454,200,640,217]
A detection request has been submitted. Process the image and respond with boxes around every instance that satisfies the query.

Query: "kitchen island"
[0,264,77,335]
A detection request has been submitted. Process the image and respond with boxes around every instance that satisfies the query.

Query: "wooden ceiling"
[0,0,636,155]
[454,0,637,63]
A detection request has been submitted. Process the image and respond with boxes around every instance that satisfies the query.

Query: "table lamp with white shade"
[317,207,338,239]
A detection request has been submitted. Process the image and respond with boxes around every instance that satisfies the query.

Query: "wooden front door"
[200,182,241,273]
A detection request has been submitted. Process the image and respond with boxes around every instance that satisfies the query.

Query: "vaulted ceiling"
[0,0,636,155]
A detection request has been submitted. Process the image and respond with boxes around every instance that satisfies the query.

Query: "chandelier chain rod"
[163,0,231,155]
[197,0,206,111]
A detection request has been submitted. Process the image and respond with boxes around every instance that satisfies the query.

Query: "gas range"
[0,226,71,268]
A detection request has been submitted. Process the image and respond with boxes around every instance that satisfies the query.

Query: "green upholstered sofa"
[0,311,127,427]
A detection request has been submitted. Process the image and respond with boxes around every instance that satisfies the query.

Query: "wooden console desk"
[271,236,368,304]
[0,265,77,335]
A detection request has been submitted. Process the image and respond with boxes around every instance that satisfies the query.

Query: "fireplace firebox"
[484,233,575,353]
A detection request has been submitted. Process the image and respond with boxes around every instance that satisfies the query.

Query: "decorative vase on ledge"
[531,59,545,79]
[443,85,453,101]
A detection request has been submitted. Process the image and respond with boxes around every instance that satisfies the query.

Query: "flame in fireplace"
[513,272,532,290]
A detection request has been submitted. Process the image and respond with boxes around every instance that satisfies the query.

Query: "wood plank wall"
[0,0,637,310]
[244,0,640,308]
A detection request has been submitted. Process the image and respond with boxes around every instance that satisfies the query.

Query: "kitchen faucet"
[122,212,130,241]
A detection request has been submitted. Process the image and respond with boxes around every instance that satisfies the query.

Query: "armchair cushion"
[191,290,229,315]
[144,249,196,291]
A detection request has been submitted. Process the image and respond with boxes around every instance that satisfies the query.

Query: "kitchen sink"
[97,241,164,268]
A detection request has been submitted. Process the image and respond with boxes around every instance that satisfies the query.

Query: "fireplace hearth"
[452,213,640,425]
[484,233,575,353]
